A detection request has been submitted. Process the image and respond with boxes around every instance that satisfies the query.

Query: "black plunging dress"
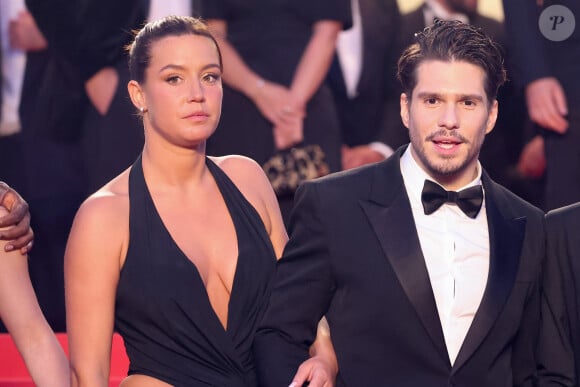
[114,156,277,386]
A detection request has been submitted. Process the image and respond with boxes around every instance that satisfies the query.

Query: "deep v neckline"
[140,157,242,333]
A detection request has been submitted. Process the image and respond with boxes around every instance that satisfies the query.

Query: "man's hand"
[342,145,387,170]
[0,182,33,254]
[525,77,569,134]
[517,135,546,179]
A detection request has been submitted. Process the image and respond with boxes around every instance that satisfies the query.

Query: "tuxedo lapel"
[453,173,526,371]
[359,149,450,365]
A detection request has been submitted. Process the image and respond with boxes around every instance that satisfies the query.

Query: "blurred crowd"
[0,0,577,332]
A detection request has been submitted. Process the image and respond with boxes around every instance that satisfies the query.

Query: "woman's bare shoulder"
[209,155,287,253]
[73,170,131,238]
[209,155,272,201]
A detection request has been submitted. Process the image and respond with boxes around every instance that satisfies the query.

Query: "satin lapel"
[452,176,526,372]
[359,149,450,365]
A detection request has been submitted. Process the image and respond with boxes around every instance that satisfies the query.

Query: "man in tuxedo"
[381,0,544,208]
[254,20,572,386]
[544,203,580,385]
[326,0,400,169]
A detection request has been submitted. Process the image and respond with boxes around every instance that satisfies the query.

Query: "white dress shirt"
[400,146,490,365]
[0,0,26,136]
[336,0,363,98]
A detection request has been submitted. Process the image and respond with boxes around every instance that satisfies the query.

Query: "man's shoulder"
[484,176,544,219]
[304,158,392,192]
[546,202,580,226]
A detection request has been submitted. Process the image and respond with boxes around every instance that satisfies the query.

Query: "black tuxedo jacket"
[327,0,400,146]
[254,146,548,386]
[544,203,580,385]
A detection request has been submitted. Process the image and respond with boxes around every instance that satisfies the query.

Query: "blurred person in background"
[327,0,401,170]
[199,0,352,221]
[503,0,580,211]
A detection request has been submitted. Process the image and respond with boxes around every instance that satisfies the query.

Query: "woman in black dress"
[65,16,336,387]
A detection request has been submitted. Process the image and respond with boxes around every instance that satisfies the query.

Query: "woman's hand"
[273,115,304,150]
[251,80,305,126]
[251,82,305,149]
[8,10,48,52]
[289,355,337,387]
[289,317,338,387]
[0,182,33,254]
[85,66,119,115]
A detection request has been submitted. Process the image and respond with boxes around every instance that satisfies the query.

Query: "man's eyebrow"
[415,92,484,102]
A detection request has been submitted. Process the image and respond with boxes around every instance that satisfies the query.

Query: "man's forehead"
[413,60,486,91]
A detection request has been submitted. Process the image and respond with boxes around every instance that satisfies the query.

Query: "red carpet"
[0,332,129,386]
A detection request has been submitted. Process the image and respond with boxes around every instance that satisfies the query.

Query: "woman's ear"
[127,80,146,112]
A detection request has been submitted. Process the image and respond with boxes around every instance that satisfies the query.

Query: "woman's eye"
[166,75,181,84]
[203,73,221,84]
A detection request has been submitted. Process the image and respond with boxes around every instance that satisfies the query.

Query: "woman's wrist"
[246,76,266,101]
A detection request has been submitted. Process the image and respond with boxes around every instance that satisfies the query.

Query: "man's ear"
[485,99,499,135]
[400,93,410,128]
[127,80,146,112]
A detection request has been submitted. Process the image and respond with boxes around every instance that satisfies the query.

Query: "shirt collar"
[400,145,483,205]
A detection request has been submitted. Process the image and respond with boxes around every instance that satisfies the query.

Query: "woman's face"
[138,33,223,149]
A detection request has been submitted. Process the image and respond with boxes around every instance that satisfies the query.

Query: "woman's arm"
[65,193,128,387]
[220,156,338,386]
[238,161,337,386]
[0,208,69,386]
[273,20,342,149]
[206,20,300,137]
[289,20,342,113]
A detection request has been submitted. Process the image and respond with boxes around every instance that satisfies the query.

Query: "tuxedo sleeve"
[254,181,336,386]
[537,212,576,387]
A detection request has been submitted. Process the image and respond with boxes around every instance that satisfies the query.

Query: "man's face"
[445,0,478,16]
[400,59,498,190]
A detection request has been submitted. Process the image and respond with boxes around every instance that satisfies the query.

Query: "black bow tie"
[421,180,483,219]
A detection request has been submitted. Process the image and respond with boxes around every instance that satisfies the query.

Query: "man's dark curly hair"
[397,20,507,105]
